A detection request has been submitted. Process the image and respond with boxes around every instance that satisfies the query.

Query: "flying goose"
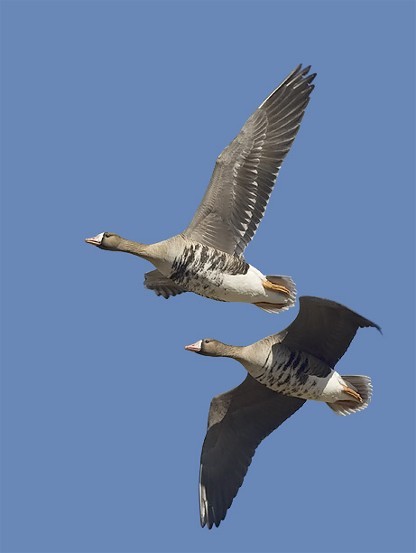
[86,65,315,313]
[185,296,381,528]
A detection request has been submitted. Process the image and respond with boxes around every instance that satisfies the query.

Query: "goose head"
[85,232,123,251]
[185,339,234,358]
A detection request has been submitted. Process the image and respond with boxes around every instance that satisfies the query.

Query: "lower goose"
[185,296,381,528]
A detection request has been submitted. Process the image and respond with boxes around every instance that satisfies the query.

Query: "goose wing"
[199,375,305,528]
[143,270,186,298]
[272,296,381,367]
[184,65,316,255]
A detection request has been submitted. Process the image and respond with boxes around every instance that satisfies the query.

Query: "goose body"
[155,237,295,308]
[86,64,315,312]
[241,341,370,405]
[185,297,381,528]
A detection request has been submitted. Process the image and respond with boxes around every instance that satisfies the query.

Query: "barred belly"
[254,345,332,400]
[169,243,250,300]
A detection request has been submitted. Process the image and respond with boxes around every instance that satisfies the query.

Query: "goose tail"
[327,375,373,416]
[256,275,296,313]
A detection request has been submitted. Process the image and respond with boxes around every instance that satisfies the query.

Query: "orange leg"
[254,301,287,310]
[343,386,363,403]
[262,279,291,296]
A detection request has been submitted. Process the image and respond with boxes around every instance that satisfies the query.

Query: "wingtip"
[295,64,315,78]
[200,513,217,530]
[305,73,317,85]
[203,517,222,529]
[362,318,382,334]
[289,64,316,91]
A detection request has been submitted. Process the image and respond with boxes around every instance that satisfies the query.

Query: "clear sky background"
[1,1,415,552]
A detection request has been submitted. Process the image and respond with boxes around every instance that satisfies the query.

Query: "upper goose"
[185,296,381,528]
[86,65,315,313]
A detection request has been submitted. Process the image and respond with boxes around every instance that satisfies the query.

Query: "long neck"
[114,238,158,261]
[214,343,247,360]
[236,341,271,376]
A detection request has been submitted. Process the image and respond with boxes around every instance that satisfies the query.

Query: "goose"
[85,65,315,313]
[184,296,381,528]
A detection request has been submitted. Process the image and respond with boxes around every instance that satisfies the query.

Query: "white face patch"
[184,339,202,352]
[85,232,105,245]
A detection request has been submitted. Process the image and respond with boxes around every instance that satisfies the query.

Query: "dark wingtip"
[305,73,317,85]
[363,319,382,334]
[201,512,223,530]
[291,65,316,92]
[204,518,215,530]
[374,323,382,335]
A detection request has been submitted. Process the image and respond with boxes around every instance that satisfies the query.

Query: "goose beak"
[184,340,202,353]
[85,232,105,246]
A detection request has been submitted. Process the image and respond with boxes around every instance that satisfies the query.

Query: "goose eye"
[204,339,211,344]
[104,233,110,238]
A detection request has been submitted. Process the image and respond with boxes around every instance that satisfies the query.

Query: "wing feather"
[271,297,381,367]
[184,65,316,255]
[199,375,305,528]
[143,270,186,299]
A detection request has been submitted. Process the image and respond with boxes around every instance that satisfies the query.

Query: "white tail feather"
[265,275,297,302]
[255,275,296,313]
[327,375,372,416]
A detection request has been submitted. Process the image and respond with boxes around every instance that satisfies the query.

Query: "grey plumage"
[270,296,382,367]
[143,269,185,299]
[86,66,315,311]
[185,297,381,528]
[200,376,304,529]
[184,64,315,256]
[145,65,315,297]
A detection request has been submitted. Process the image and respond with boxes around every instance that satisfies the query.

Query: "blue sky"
[1,1,415,552]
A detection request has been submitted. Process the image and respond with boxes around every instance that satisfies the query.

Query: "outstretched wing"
[199,375,305,528]
[184,65,316,255]
[272,296,381,367]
